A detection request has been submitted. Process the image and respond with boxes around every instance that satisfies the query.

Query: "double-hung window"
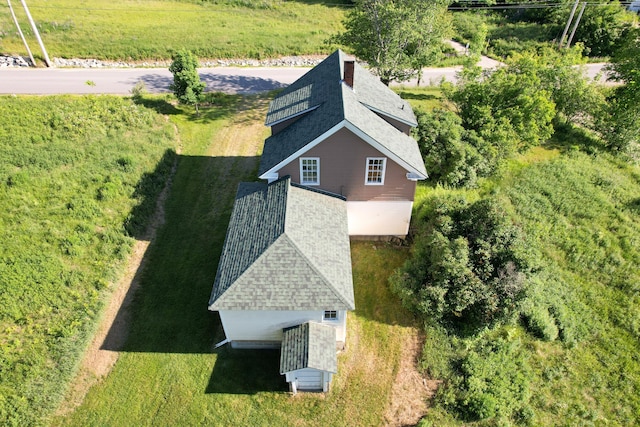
[365,157,386,185]
[300,157,320,185]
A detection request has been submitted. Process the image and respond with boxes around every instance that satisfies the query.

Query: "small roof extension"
[208,176,354,311]
[280,322,337,375]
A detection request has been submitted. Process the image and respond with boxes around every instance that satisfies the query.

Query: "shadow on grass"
[628,198,640,214]
[546,121,605,154]
[206,348,288,394]
[101,154,260,355]
[395,91,440,102]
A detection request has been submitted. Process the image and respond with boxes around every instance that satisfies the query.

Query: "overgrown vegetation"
[452,2,638,60]
[396,52,640,422]
[414,46,606,188]
[0,96,176,426]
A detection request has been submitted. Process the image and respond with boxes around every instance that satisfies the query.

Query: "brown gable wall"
[372,112,413,136]
[275,127,416,202]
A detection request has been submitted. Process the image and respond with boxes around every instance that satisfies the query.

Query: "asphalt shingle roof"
[259,50,426,179]
[280,322,337,374]
[208,177,354,311]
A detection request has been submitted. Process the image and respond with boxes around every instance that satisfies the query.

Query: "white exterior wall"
[285,369,334,393]
[347,201,413,236]
[219,310,347,345]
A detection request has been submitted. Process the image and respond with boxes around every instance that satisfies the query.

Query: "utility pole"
[559,0,580,48]
[7,0,36,66]
[19,0,52,67]
[566,2,587,49]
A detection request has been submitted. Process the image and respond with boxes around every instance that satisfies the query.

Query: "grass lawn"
[0,95,177,426]
[0,0,348,61]
[51,95,427,426]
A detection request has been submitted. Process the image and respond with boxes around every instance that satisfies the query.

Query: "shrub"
[392,195,530,327]
[522,305,559,342]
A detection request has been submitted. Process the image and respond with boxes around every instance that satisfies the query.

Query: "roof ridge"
[281,231,354,310]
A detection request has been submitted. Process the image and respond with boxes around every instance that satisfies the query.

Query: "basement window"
[323,310,338,321]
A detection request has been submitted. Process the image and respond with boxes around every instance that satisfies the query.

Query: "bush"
[522,305,559,342]
[392,195,530,327]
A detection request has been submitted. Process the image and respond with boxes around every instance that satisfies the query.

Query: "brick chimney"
[343,60,355,88]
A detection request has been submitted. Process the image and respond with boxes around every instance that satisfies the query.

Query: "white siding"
[285,369,334,392]
[347,201,413,236]
[219,310,347,344]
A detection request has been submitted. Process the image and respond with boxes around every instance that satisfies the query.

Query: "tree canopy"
[335,0,452,85]
[169,50,206,113]
[603,28,640,153]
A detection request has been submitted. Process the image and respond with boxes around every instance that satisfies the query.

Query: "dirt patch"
[384,330,441,427]
[55,132,181,416]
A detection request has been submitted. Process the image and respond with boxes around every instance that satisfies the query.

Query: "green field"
[410,142,640,425]
[0,95,177,426]
[0,0,348,61]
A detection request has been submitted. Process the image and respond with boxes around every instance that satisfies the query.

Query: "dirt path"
[384,330,441,426]
[55,126,181,416]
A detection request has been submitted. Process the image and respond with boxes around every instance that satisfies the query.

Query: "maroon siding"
[276,128,416,202]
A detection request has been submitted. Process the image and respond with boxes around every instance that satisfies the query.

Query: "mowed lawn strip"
[0,0,347,61]
[54,95,426,426]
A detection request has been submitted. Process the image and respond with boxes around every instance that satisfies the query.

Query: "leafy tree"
[559,2,634,57]
[392,196,530,327]
[335,0,452,85]
[414,108,493,188]
[447,60,556,152]
[169,50,206,114]
[602,28,640,153]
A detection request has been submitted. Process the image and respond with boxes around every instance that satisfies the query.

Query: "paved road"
[0,63,609,95]
[0,66,310,95]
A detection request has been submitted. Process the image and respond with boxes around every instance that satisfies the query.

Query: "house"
[208,177,354,350]
[280,322,337,393]
[209,51,427,392]
[259,49,427,237]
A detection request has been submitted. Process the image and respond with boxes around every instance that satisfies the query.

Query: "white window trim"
[365,157,386,185]
[299,157,320,186]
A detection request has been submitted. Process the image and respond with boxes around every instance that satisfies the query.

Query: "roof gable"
[209,177,354,311]
[259,50,427,180]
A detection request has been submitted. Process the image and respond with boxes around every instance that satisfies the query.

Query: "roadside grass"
[0,95,176,426]
[413,145,640,425]
[394,87,445,112]
[0,0,347,61]
[53,96,423,426]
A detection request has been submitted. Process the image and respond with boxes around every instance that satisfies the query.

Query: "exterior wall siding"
[347,201,413,236]
[219,310,347,345]
[276,127,416,202]
[371,112,413,135]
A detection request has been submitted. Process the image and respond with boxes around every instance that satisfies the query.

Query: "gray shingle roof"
[280,322,337,374]
[259,50,426,179]
[208,177,354,311]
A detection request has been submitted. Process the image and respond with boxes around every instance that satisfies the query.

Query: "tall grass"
[0,0,347,61]
[0,95,176,426]
[414,146,640,425]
